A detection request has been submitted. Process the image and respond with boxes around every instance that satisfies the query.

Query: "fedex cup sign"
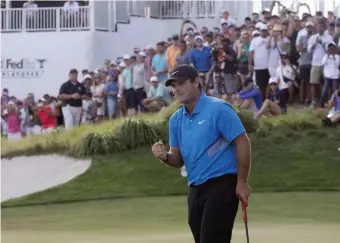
[1,58,47,79]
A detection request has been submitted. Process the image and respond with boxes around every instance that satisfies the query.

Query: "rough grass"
[1,104,340,207]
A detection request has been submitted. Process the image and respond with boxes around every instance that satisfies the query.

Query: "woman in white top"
[320,42,340,106]
[91,74,106,119]
[275,53,298,111]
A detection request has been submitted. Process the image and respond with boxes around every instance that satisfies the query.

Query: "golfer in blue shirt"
[152,64,251,243]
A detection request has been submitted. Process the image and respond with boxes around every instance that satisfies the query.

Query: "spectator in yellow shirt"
[166,34,181,71]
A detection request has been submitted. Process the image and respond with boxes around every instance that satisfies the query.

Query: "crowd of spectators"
[2,7,340,141]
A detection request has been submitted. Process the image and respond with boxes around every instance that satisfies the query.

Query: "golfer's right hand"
[152,140,167,161]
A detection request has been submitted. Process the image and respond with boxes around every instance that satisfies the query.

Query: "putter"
[241,201,250,243]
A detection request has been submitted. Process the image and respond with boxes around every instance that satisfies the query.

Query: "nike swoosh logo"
[172,71,179,76]
[198,120,206,125]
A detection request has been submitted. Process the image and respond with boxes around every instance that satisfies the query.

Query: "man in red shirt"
[36,98,56,134]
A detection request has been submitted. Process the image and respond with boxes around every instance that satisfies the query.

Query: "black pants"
[188,174,239,243]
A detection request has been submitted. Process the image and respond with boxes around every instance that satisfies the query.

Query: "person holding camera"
[307,20,333,109]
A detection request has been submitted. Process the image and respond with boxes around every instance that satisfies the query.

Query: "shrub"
[1,104,334,158]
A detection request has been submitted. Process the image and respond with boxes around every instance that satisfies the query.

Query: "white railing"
[1,6,91,32]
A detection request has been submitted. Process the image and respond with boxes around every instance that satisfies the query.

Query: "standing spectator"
[221,38,238,101]
[320,42,340,106]
[249,24,270,101]
[296,21,314,104]
[237,31,251,83]
[59,69,86,129]
[62,0,80,28]
[166,34,181,72]
[144,45,156,92]
[105,73,119,119]
[25,93,41,136]
[190,35,212,91]
[36,99,56,134]
[122,55,138,116]
[307,20,333,109]
[143,76,172,112]
[23,0,38,29]
[176,40,191,66]
[6,102,21,141]
[152,42,168,84]
[133,52,147,113]
[81,92,96,124]
[118,62,127,117]
[91,73,106,120]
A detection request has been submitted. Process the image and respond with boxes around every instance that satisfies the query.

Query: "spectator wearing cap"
[143,76,172,112]
[166,34,181,71]
[320,42,340,106]
[326,19,336,37]
[81,92,96,124]
[159,64,251,243]
[122,55,138,116]
[91,72,106,120]
[249,23,270,101]
[267,24,291,78]
[251,12,259,23]
[104,71,119,119]
[59,68,86,129]
[307,20,333,109]
[152,42,168,84]
[133,52,147,113]
[190,35,212,91]
[220,21,229,38]
[145,45,156,84]
[36,97,56,134]
[176,40,191,66]
[255,77,282,119]
[261,8,270,23]
[82,74,93,92]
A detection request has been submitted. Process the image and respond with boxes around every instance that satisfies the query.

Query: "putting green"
[2,192,340,243]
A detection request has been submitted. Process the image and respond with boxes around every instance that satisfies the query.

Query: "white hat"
[269,77,278,84]
[84,74,92,79]
[138,51,146,57]
[255,22,263,29]
[262,8,270,14]
[260,24,268,31]
[306,21,314,27]
[327,41,336,48]
[146,44,155,50]
[252,30,260,36]
[150,76,158,82]
[123,54,131,60]
[221,19,228,25]
[119,62,126,68]
[3,109,8,115]
[195,35,204,41]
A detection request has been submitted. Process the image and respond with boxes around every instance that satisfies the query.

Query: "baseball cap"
[269,77,278,84]
[119,62,126,68]
[206,31,214,37]
[306,21,314,27]
[123,54,131,60]
[150,76,158,82]
[172,34,180,40]
[138,51,146,57]
[327,41,336,48]
[260,24,268,31]
[195,35,204,41]
[84,74,92,79]
[165,64,198,87]
[261,8,270,14]
[252,30,260,36]
[255,22,263,29]
[146,44,155,50]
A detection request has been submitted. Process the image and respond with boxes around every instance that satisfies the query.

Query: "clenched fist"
[152,140,167,162]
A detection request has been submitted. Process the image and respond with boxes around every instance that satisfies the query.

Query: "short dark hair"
[69,68,78,74]
[156,42,165,47]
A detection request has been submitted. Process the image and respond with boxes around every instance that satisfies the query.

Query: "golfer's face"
[171,79,193,103]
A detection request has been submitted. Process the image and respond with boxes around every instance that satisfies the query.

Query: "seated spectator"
[322,90,340,127]
[81,92,96,124]
[255,77,282,119]
[36,98,56,134]
[143,76,172,112]
[233,77,262,114]
[105,72,119,119]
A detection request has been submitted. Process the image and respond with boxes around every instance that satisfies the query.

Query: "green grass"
[2,193,340,243]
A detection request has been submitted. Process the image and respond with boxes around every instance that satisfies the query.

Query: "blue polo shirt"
[190,46,212,72]
[169,93,245,185]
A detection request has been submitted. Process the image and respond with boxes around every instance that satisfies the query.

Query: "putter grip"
[242,201,248,223]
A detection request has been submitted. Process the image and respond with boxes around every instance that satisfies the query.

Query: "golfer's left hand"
[236,182,251,206]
